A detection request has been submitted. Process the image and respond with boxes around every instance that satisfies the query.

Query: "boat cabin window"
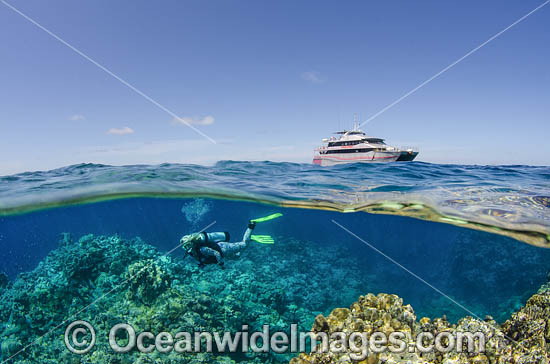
[328,140,363,147]
[325,148,375,154]
[365,138,385,144]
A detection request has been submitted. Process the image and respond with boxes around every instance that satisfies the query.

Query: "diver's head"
[181,233,201,253]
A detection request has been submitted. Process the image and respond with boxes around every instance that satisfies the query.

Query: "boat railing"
[400,146,419,152]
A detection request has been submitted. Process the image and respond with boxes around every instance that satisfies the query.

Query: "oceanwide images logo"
[65,321,486,360]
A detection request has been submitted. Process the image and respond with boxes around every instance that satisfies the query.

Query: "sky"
[0,0,548,175]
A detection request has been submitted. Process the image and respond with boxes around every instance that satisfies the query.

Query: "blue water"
[0,161,549,362]
[1,196,549,321]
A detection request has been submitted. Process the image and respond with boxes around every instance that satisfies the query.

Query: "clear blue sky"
[1,0,548,175]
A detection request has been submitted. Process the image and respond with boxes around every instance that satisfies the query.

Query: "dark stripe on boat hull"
[396,151,419,161]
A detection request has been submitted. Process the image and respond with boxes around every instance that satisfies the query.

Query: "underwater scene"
[0,161,550,363]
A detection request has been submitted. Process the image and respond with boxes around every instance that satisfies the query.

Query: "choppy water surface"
[0,161,548,246]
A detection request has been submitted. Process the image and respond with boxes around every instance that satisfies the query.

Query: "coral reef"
[125,259,172,304]
[3,231,550,364]
[0,272,9,289]
[0,233,368,363]
[500,291,550,363]
[291,289,550,364]
[0,272,9,302]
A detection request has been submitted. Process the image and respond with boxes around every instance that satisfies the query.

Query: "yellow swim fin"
[250,213,282,224]
[250,235,275,244]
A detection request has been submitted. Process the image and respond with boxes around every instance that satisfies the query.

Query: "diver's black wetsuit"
[184,225,253,266]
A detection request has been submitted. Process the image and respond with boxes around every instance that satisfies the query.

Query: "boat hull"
[396,150,419,161]
[313,151,401,166]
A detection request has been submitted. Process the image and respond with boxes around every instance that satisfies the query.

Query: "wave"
[0,161,548,246]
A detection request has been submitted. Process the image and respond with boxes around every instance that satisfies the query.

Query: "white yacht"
[313,122,418,166]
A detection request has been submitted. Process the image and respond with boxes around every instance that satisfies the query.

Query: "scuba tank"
[199,231,230,243]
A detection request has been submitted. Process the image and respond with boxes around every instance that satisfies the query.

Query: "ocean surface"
[0,161,549,363]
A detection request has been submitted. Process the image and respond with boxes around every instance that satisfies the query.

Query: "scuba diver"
[180,213,282,268]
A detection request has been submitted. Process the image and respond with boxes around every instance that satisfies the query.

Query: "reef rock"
[293,293,423,364]
[500,291,550,363]
[125,258,172,304]
[290,290,550,364]
[0,233,368,364]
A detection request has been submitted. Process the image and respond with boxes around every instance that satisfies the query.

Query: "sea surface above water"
[0,161,548,246]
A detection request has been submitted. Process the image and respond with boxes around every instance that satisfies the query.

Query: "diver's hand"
[248,220,256,229]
